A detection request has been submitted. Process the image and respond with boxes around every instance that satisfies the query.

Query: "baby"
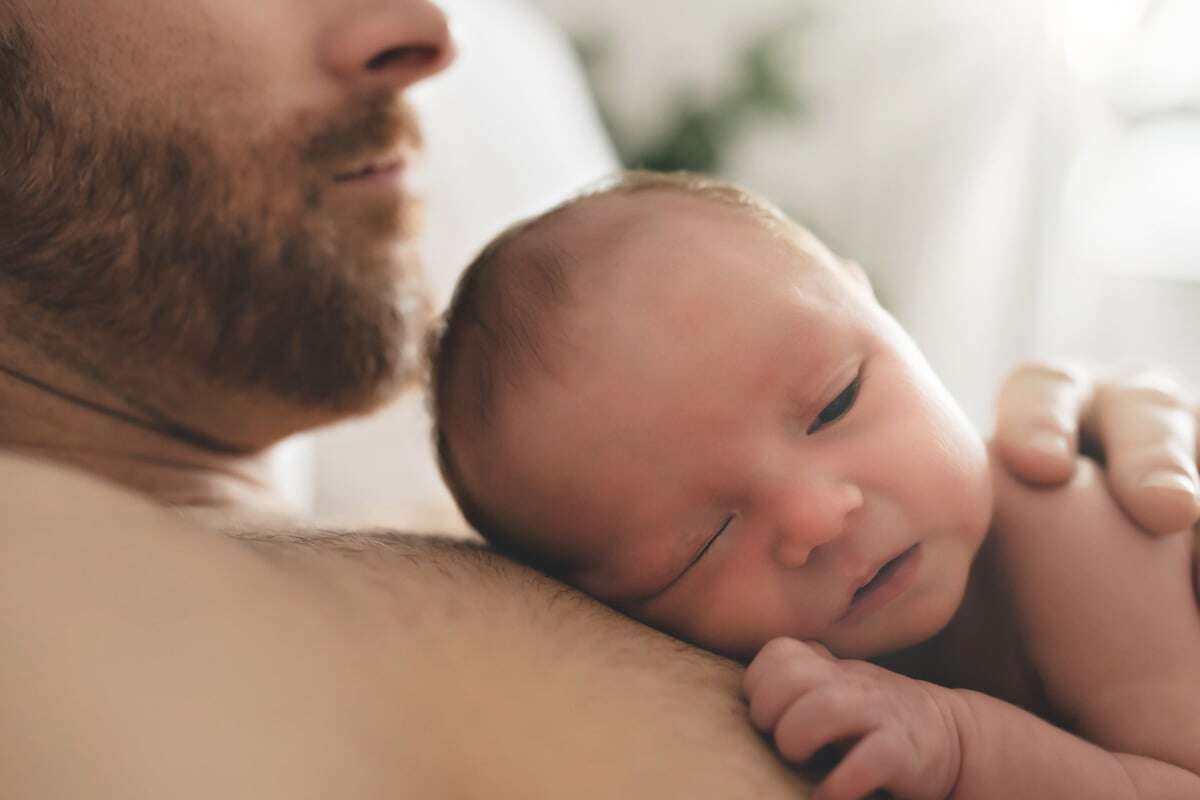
[428,172,1200,799]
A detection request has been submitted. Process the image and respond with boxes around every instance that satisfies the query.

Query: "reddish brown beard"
[0,24,430,417]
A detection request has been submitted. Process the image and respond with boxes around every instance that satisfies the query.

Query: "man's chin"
[0,25,436,441]
[330,191,424,254]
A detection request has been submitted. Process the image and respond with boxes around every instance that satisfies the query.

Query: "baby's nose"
[771,480,863,568]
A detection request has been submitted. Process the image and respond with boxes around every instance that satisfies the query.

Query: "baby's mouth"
[846,543,921,612]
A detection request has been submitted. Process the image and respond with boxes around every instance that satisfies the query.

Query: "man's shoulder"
[1,450,141,508]
[0,452,174,560]
[0,453,813,799]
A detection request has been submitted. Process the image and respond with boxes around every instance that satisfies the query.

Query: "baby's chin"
[686,602,961,664]
[824,550,975,660]
[826,610,954,661]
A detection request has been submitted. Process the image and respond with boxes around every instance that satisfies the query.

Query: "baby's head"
[429,172,992,660]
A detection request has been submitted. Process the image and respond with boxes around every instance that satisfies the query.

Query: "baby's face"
[479,194,993,660]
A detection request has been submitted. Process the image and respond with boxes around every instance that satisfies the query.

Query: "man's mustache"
[300,95,424,170]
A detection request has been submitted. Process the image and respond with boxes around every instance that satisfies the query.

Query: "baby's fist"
[744,637,962,800]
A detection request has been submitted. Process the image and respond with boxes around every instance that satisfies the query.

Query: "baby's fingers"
[744,639,834,730]
[772,687,875,765]
[814,730,913,800]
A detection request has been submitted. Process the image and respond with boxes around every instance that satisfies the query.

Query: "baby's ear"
[839,257,875,298]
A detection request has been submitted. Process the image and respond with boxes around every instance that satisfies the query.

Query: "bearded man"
[1,1,1197,798]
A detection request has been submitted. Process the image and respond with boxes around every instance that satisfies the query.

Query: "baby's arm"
[745,639,1199,800]
[989,456,1200,783]
[743,457,1200,800]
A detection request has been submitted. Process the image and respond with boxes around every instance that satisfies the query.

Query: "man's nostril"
[367,45,438,72]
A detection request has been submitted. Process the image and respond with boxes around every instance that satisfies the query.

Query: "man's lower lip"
[334,165,407,190]
[838,544,922,624]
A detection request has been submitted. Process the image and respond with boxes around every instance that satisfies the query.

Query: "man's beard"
[0,25,430,420]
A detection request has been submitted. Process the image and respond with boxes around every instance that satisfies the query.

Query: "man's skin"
[1,455,809,797]
[0,1,1196,798]
[0,1,812,795]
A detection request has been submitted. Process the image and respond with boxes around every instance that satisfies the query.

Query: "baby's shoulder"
[986,455,1196,720]
[989,455,1192,598]
[990,452,1105,527]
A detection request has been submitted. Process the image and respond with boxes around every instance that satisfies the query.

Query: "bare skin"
[0,0,1197,797]
[745,459,1200,799]
[0,454,812,799]
[434,190,1199,798]
[0,2,817,794]
[0,340,281,508]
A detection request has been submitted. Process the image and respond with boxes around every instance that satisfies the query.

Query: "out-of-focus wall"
[1037,0,1200,389]
[529,0,1200,422]
[530,0,1079,426]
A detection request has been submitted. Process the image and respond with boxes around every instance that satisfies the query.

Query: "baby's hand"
[744,638,962,800]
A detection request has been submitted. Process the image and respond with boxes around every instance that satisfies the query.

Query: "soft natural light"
[1059,0,1200,283]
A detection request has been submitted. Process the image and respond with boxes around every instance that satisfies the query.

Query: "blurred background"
[273,0,1200,532]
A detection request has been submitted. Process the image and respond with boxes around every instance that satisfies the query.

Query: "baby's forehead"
[546,193,837,338]
[478,190,859,584]
[558,189,775,254]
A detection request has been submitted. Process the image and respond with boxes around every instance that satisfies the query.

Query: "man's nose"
[770,478,863,568]
[320,1,457,93]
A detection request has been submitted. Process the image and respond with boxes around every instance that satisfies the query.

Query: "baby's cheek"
[642,587,767,660]
[960,448,996,544]
[887,429,989,547]
[666,596,760,658]
[877,369,989,518]
[927,417,993,541]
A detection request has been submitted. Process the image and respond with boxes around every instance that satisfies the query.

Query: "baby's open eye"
[808,373,862,434]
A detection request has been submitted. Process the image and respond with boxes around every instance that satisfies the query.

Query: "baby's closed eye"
[807,372,862,435]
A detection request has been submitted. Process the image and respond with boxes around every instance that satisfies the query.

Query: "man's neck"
[0,326,289,511]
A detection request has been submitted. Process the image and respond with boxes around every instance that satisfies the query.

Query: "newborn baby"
[429,172,1200,799]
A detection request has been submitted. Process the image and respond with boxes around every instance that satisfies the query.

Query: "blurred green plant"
[572,9,890,309]
[574,13,812,173]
